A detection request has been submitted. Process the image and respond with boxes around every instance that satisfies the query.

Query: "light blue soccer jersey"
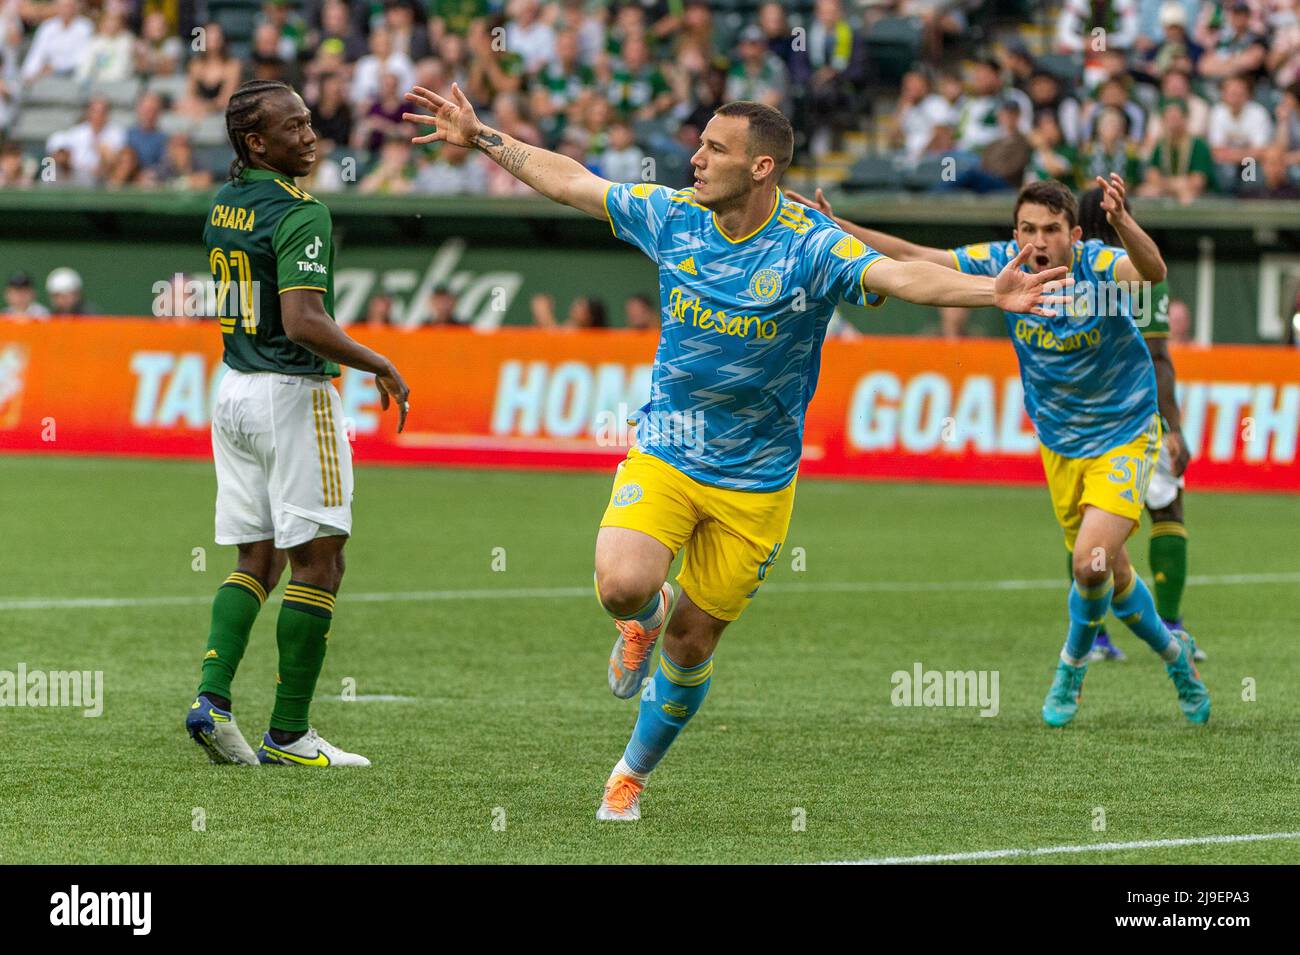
[952,238,1158,459]
[605,183,887,491]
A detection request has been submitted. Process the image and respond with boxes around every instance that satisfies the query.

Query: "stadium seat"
[23,75,84,107]
[195,143,236,177]
[147,74,189,105]
[866,17,922,87]
[843,155,902,191]
[1036,53,1082,86]
[10,106,80,146]
[97,79,143,109]
[193,113,230,146]
[159,112,196,137]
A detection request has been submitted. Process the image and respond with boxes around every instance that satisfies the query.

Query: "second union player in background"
[187,80,410,768]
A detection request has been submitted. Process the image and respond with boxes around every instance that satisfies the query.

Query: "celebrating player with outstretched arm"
[788,176,1209,728]
[187,80,410,768]
[404,84,1068,820]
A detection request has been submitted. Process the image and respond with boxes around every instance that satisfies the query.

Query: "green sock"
[270,581,336,732]
[1149,523,1188,622]
[198,572,269,702]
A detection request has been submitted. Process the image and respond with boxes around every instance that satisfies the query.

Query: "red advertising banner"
[1,319,1297,492]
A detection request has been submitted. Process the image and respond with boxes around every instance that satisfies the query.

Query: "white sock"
[613,758,649,785]
[1160,636,1184,663]
[1060,647,1087,667]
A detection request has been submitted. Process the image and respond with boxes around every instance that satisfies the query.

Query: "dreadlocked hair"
[1077,185,1128,246]
[226,80,293,182]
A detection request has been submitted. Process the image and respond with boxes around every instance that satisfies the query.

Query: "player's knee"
[1072,553,1111,589]
[595,569,657,617]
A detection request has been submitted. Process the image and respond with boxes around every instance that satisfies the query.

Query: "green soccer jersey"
[1137,279,1171,339]
[203,167,340,377]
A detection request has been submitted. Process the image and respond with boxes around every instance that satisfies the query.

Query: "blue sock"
[621,651,712,776]
[1111,574,1177,659]
[1064,576,1113,662]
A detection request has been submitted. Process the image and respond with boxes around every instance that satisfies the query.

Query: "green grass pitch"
[1,454,1296,864]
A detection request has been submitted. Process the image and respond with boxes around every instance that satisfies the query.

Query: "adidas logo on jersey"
[676,256,698,275]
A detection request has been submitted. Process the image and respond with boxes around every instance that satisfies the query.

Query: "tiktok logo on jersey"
[305,236,323,260]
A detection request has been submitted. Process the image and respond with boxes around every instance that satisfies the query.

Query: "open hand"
[993,243,1073,317]
[402,82,484,148]
[785,187,834,218]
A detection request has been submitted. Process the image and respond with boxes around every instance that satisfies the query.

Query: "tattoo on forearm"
[473,129,529,175]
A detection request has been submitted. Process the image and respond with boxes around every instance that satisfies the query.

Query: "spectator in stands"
[45,266,91,314]
[352,26,415,108]
[251,22,291,85]
[957,58,1031,154]
[134,9,182,78]
[531,293,609,330]
[46,96,123,186]
[156,132,213,190]
[1056,0,1140,61]
[593,120,645,181]
[1207,74,1272,192]
[912,0,980,65]
[951,99,1031,193]
[383,0,430,62]
[76,8,132,85]
[1026,108,1078,186]
[534,28,593,140]
[428,282,464,327]
[1197,0,1267,80]
[107,90,168,186]
[1079,75,1147,145]
[1138,97,1216,202]
[0,140,33,186]
[358,293,395,327]
[725,26,789,115]
[1142,67,1210,149]
[1168,298,1193,343]
[1268,0,1300,88]
[466,16,522,102]
[3,272,49,317]
[758,2,809,86]
[890,70,950,165]
[358,135,413,194]
[1136,1,1204,79]
[999,39,1038,92]
[505,0,555,76]
[608,34,673,121]
[1027,69,1083,146]
[177,22,240,120]
[411,141,488,194]
[356,70,409,158]
[802,0,868,158]
[674,0,717,64]
[316,0,367,63]
[1078,105,1142,184]
[258,0,307,64]
[553,0,605,64]
[623,293,659,331]
[20,0,92,83]
[309,71,353,156]
[1262,82,1300,195]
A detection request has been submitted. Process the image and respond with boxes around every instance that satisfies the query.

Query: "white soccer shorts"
[1145,437,1184,511]
[212,368,353,550]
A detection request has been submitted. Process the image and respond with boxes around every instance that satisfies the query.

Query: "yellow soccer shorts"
[599,447,795,621]
[1039,414,1162,551]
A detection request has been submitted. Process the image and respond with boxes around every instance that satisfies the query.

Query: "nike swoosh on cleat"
[261,745,330,766]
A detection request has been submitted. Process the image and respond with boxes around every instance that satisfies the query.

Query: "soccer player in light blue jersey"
[404,85,1068,819]
[790,176,1210,729]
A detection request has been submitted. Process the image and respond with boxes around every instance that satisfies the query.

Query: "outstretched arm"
[864,243,1070,314]
[403,83,613,220]
[1095,174,1167,284]
[786,187,958,267]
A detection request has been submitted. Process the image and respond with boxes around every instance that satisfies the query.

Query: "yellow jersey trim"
[602,181,618,238]
[858,256,888,309]
[711,190,780,245]
[281,285,327,294]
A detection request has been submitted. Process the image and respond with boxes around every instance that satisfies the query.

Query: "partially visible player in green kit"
[1077,186,1199,663]
[186,80,410,767]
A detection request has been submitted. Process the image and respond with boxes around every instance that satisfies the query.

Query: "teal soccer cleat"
[1165,630,1211,724]
[1042,659,1088,727]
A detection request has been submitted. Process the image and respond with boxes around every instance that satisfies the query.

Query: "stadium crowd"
[0,0,1297,200]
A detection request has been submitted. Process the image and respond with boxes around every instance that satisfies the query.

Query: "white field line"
[823,830,1300,865]
[1,571,1298,612]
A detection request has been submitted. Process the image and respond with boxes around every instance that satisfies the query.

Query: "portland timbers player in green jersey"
[187,80,410,768]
